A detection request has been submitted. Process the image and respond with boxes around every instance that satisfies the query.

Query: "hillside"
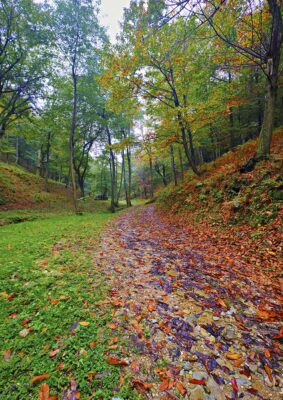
[159,128,283,228]
[0,162,73,212]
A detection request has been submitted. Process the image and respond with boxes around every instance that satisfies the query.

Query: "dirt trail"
[95,206,282,399]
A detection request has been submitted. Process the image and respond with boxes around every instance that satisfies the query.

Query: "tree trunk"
[255,80,277,159]
[44,131,51,192]
[126,145,132,207]
[149,156,154,198]
[170,145,178,186]
[69,71,78,211]
[107,127,116,213]
[178,147,184,181]
[255,0,282,159]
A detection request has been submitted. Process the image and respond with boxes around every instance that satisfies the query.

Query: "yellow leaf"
[79,321,90,327]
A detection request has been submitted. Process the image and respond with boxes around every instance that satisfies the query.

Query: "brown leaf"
[159,379,170,391]
[3,349,12,362]
[38,383,49,400]
[106,357,128,366]
[131,360,140,372]
[89,341,97,349]
[147,304,156,312]
[32,374,50,384]
[108,323,118,329]
[132,380,152,394]
[20,318,32,326]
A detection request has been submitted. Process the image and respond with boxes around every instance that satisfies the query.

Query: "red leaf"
[231,377,238,392]
[21,318,32,326]
[188,379,206,385]
[106,357,128,366]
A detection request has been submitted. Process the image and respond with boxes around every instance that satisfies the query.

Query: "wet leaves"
[94,206,283,399]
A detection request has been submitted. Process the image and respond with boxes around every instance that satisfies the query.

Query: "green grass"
[0,209,139,399]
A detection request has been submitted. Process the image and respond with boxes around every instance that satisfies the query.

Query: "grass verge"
[0,209,138,399]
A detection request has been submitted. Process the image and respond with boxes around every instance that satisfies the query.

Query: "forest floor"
[96,205,282,400]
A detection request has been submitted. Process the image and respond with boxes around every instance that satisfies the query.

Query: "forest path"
[95,205,282,399]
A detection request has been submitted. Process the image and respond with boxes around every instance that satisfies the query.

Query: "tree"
[54,0,105,210]
[164,0,283,161]
[0,0,52,138]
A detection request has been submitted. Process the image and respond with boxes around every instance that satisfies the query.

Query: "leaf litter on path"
[95,205,282,399]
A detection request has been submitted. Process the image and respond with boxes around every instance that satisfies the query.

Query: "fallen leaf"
[108,323,118,329]
[20,318,32,326]
[106,357,128,366]
[264,364,273,382]
[147,304,156,312]
[176,381,187,395]
[3,349,12,361]
[38,383,49,400]
[32,374,50,384]
[188,379,206,385]
[49,349,60,358]
[132,380,152,394]
[231,377,238,392]
[79,321,90,327]
[89,341,97,349]
[233,358,244,367]
[225,353,242,360]
[19,328,29,337]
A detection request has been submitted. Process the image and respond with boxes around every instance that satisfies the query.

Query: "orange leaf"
[225,353,242,360]
[32,374,50,384]
[38,383,49,400]
[233,359,244,367]
[147,304,156,312]
[264,349,271,358]
[106,357,128,366]
[89,341,97,349]
[176,381,187,395]
[218,299,227,308]
[108,323,118,329]
[264,365,273,382]
[159,379,170,391]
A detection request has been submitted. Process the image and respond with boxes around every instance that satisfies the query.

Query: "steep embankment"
[159,128,283,228]
[0,162,72,212]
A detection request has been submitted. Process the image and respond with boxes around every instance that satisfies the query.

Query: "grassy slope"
[0,162,73,211]
[0,163,140,398]
[0,208,139,399]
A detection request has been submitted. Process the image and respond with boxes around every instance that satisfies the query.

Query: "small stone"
[192,371,208,380]
[183,362,191,371]
[213,316,219,321]
[206,377,225,400]
[235,376,251,388]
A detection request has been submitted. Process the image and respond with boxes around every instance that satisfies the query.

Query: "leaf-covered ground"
[96,205,282,399]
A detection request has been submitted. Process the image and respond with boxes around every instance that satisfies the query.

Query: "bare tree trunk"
[69,71,78,211]
[149,156,154,198]
[44,131,51,192]
[255,0,282,159]
[126,145,132,207]
[107,127,116,213]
